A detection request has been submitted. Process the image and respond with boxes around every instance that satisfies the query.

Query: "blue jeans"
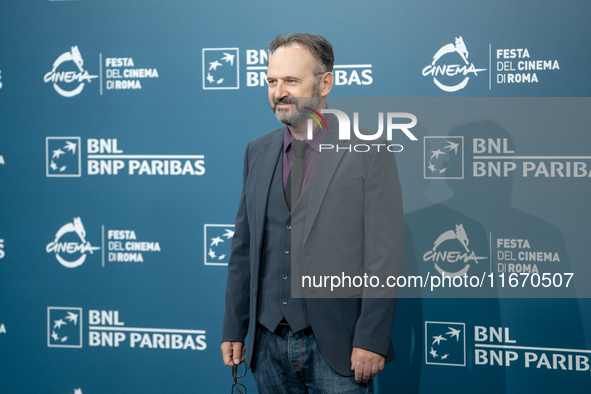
[251,324,373,394]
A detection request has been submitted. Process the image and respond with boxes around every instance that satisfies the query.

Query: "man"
[221,33,404,393]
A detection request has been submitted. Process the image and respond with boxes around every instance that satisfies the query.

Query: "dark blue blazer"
[222,121,404,376]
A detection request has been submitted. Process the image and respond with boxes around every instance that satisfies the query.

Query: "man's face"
[267,45,322,127]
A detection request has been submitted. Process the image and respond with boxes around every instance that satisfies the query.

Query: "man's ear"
[320,72,334,97]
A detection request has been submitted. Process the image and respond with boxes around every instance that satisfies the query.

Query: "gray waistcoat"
[256,147,310,333]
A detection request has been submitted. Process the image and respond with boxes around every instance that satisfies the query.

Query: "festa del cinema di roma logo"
[46,218,100,268]
[422,36,486,92]
[44,46,98,97]
[423,224,487,276]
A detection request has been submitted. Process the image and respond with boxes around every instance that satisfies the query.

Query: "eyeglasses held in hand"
[231,363,247,394]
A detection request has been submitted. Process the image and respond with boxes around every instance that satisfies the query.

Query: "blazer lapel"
[301,121,348,247]
[255,129,284,255]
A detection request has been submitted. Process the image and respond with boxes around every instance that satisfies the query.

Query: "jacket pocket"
[345,285,363,298]
[328,176,360,191]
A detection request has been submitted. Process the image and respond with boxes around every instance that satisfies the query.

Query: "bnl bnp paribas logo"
[424,136,464,179]
[204,224,235,265]
[422,37,486,92]
[202,48,239,90]
[46,137,205,177]
[202,48,373,90]
[44,46,98,97]
[46,218,100,268]
[48,307,83,348]
[427,322,591,373]
[48,307,207,351]
[46,137,81,177]
[425,321,466,366]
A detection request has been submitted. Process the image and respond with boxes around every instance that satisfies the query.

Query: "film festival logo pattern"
[202,48,239,90]
[422,36,486,92]
[424,136,464,179]
[203,224,235,265]
[48,307,83,348]
[44,46,98,97]
[44,45,159,96]
[425,321,466,367]
[422,223,488,277]
[46,217,100,268]
[46,218,162,268]
[46,137,81,177]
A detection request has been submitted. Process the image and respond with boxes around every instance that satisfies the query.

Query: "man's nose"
[274,81,288,99]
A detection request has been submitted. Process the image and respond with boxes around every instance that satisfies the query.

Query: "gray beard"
[274,95,321,127]
[273,86,322,127]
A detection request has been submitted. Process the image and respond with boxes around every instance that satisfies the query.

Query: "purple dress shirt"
[282,113,331,191]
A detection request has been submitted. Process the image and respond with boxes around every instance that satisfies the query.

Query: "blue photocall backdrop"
[0,1,590,393]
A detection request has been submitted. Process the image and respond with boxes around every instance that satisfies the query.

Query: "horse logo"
[423,223,487,276]
[46,217,100,268]
[422,36,486,92]
[44,46,98,97]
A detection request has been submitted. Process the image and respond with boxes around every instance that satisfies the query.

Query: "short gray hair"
[267,33,334,73]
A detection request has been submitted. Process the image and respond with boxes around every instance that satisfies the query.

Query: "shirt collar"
[283,109,332,154]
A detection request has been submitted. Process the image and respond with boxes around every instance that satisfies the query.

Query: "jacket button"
[282,274,288,280]
[283,248,290,254]
[282,299,288,305]
[286,224,291,230]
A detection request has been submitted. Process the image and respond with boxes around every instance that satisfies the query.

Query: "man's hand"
[221,341,246,366]
[350,347,385,383]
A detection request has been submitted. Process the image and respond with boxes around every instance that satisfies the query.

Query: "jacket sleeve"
[221,142,252,343]
[352,145,404,357]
